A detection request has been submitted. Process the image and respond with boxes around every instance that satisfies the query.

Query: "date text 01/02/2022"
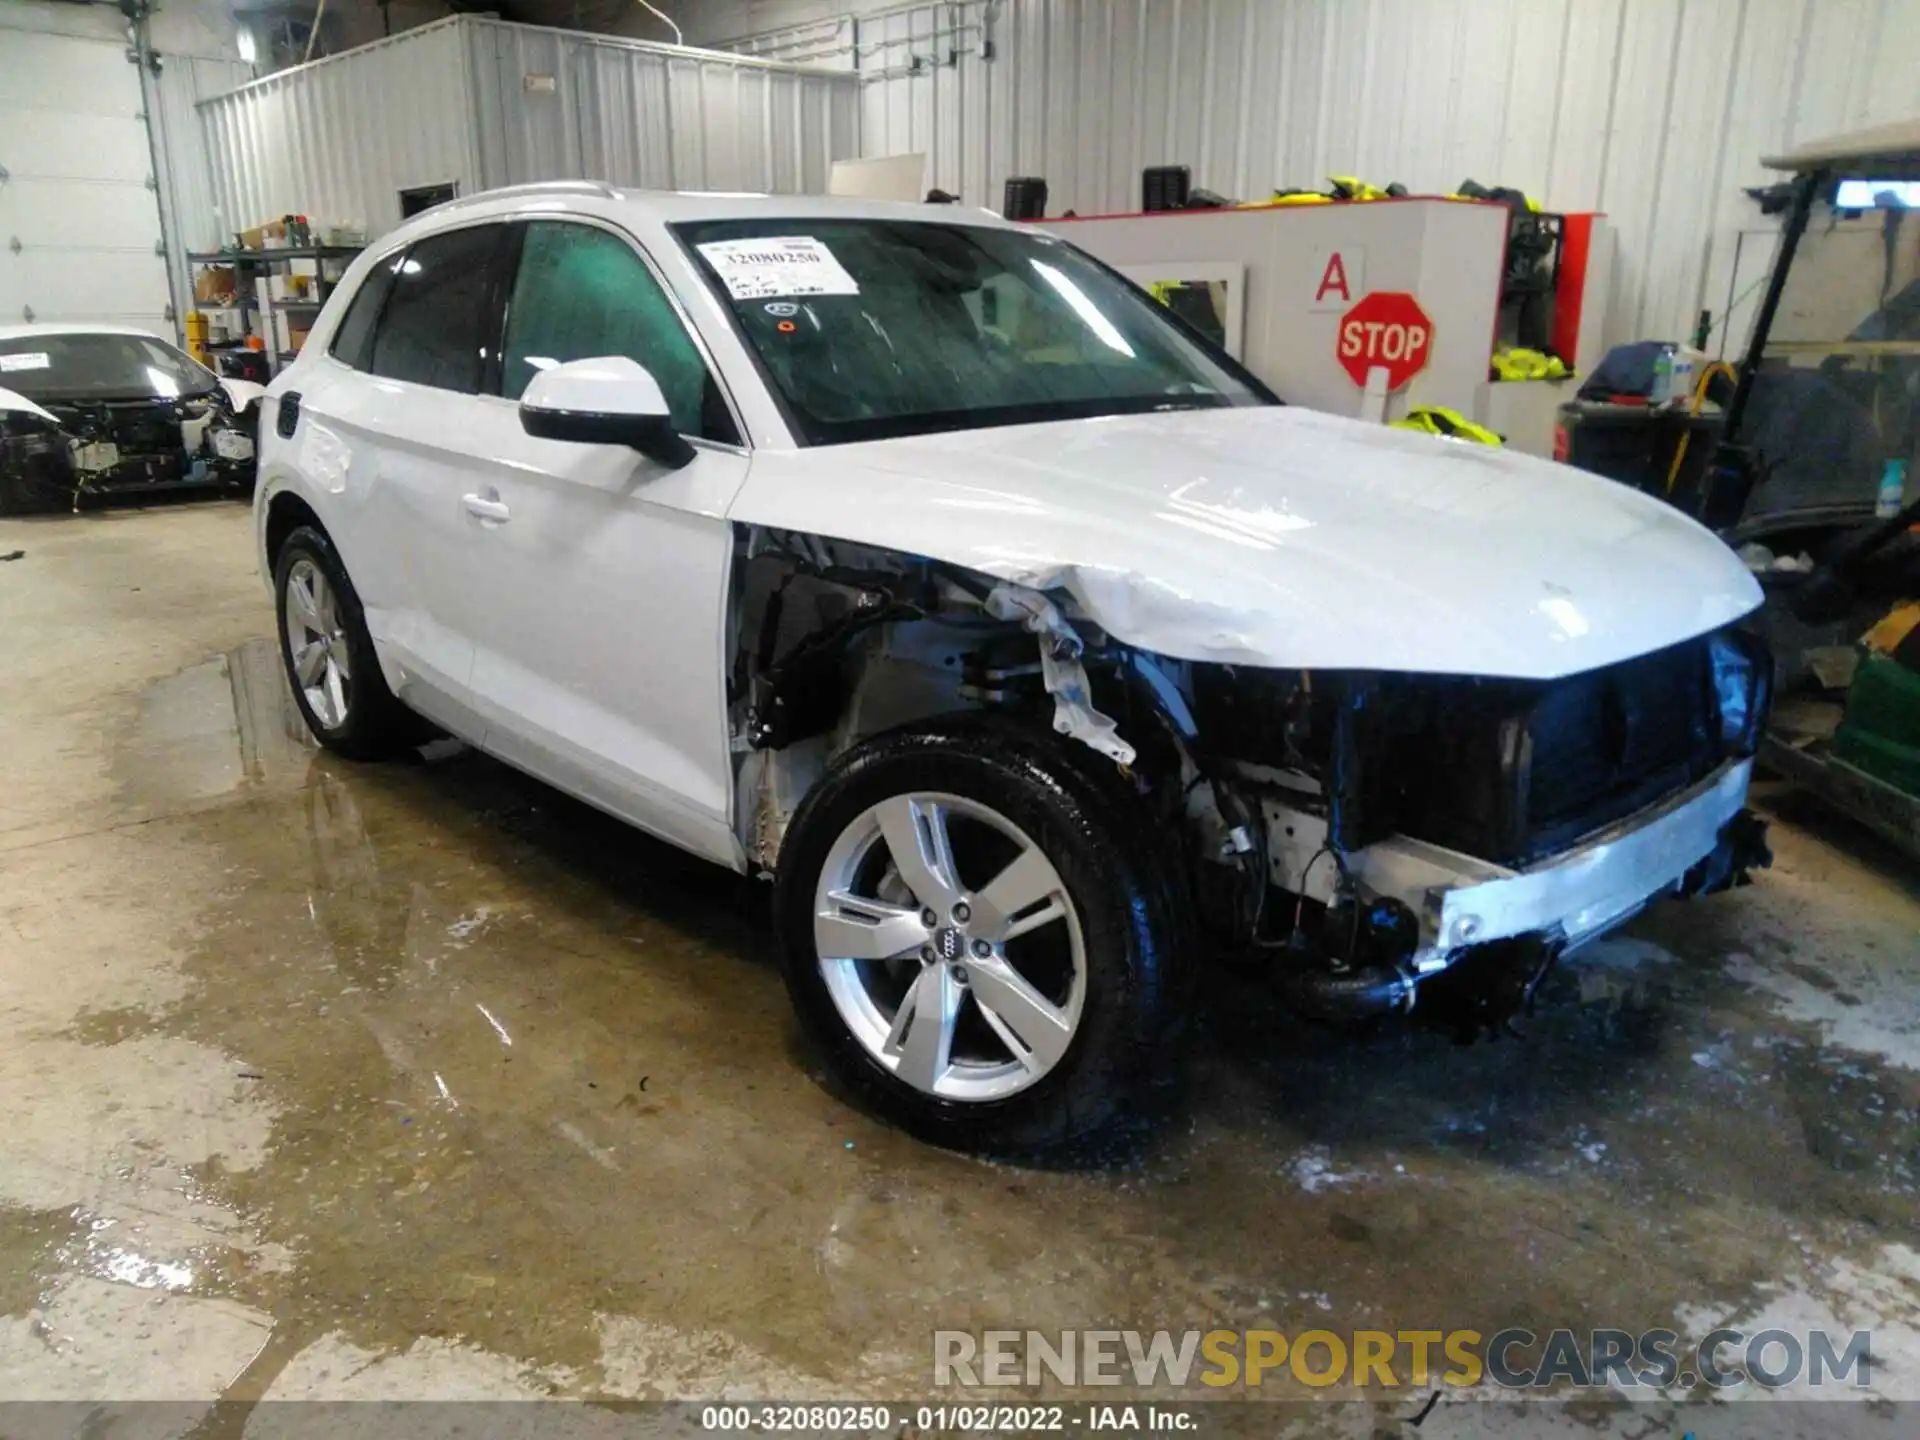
[698,1404,1199,1432]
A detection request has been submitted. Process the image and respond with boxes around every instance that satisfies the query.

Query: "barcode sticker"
[696,237,860,300]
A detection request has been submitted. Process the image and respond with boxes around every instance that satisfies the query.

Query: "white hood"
[0,384,58,426]
[730,405,1763,680]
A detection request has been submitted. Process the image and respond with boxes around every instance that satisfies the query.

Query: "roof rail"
[420,180,622,216]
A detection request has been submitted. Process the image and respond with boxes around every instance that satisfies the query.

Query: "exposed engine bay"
[728,528,1775,1038]
[0,388,258,513]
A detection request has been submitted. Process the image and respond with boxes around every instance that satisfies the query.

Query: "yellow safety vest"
[1390,406,1504,445]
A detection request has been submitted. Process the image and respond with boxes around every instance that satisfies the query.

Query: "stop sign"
[1336,291,1433,390]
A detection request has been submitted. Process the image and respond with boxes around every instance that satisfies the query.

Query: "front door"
[459,219,752,866]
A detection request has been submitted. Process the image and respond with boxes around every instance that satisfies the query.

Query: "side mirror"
[517,356,695,469]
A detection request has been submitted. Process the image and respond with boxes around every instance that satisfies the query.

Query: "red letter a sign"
[1315,251,1351,305]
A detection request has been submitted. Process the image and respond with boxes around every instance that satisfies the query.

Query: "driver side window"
[501,221,737,444]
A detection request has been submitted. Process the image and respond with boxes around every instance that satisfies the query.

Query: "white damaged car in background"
[0,325,263,514]
[252,186,1774,1151]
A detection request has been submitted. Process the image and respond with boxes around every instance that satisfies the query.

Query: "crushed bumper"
[1346,757,1756,972]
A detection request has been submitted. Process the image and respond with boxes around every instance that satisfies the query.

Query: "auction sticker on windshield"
[696,236,860,300]
[0,353,50,372]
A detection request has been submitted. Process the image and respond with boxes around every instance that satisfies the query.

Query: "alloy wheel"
[284,557,353,730]
[813,791,1086,1102]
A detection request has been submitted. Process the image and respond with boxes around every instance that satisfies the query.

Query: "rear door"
[0,30,171,334]
[299,222,517,739]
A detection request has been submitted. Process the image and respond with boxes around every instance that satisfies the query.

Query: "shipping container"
[196,15,860,243]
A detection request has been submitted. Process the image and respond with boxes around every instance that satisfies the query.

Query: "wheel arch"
[263,488,327,578]
[726,528,1071,875]
[724,525,1194,883]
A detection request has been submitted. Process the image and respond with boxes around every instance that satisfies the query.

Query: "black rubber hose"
[1279,965,1413,1021]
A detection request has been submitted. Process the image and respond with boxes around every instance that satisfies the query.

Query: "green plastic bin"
[1833,651,1920,798]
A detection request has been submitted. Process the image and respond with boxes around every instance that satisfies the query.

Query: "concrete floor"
[2,501,1919,1434]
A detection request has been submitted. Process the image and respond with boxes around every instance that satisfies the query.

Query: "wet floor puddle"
[110,638,325,812]
[11,642,1920,1399]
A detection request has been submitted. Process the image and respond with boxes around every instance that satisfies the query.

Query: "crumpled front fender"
[217,377,269,415]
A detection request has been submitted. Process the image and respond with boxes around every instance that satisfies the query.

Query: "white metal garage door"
[0,29,172,334]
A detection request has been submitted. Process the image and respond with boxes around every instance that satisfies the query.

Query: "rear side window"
[328,251,401,371]
[369,224,510,393]
[501,220,736,442]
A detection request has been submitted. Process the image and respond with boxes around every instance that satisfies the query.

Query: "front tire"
[775,716,1184,1151]
[273,525,414,759]
[0,451,73,516]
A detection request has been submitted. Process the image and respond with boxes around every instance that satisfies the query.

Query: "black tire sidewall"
[0,459,71,516]
[775,718,1178,1151]
[273,525,401,759]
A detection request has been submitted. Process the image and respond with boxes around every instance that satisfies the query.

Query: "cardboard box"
[237,219,288,251]
[193,266,237,304]
[272,309,313,355]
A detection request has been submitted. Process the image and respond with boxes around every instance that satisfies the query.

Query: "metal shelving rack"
[185,244,364,376]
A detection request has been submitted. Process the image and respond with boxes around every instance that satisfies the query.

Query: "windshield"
[0,332,216,402]
[674,218,1272,445]
[1734,192,1920,521]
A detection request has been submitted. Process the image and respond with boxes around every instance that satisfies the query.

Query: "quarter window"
[501,220,735,443]
[368,224,510,393]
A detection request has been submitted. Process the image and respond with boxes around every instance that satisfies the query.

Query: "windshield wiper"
[1150,395,1229,412]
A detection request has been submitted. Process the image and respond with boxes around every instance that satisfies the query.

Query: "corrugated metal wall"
[726,0,1920,350]
[145,52,254,330]
[199,19,477,238]
[728,13,858,68]
[196,16,858,240]
[462,18,859,193]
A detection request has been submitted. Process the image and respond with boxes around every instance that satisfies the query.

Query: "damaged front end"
[726,529,1772,1037]
[1181,626,1774,1034]
[0,389,257,514]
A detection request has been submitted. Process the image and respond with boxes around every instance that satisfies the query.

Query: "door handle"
[462,493,511,523]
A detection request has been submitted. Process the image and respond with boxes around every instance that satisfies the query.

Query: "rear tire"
[274,525,415,760]
[775,715,1185,1152]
